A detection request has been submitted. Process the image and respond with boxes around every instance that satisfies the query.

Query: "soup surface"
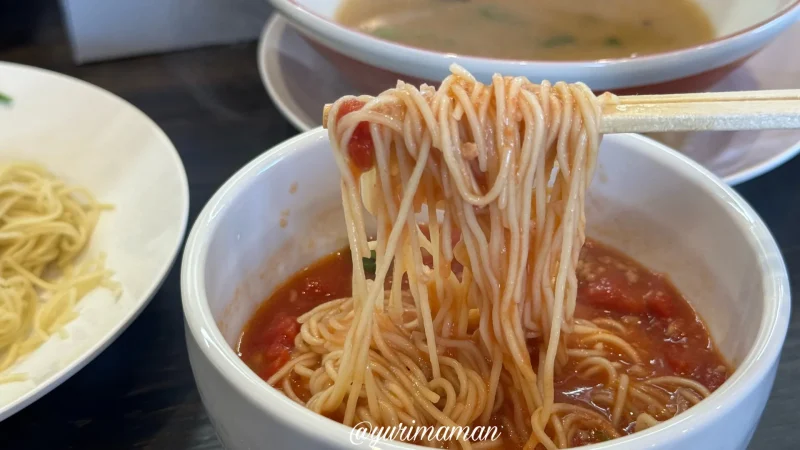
[238,239,730,447]
[335,0,715,61]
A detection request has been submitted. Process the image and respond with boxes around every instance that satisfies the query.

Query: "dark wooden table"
[1,5,798,450]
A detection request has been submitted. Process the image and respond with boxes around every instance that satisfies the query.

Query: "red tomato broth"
[237,250,353,381]
[237,239,730,447]
[573,240,729,392]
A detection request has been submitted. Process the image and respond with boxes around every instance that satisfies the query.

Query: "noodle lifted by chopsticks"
[271,65,711,449]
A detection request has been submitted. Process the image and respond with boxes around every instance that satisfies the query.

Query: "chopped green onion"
[542,35,576,48]
[605,37,622,47]
[362,249,377,274]
[0,92,11,104]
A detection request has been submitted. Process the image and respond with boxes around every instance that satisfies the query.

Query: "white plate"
[0,62,189,420]
[258,15,800,186]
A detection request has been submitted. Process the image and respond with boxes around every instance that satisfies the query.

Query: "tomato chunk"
[698,364,727,390]
[336,99,374,171]
[260,345,291,379]
[276,316,301,345]
[580,278,646,315]
[255,315,300,379]
[261,315,300,345]
[646,290,676,318]
[665,345,691,374]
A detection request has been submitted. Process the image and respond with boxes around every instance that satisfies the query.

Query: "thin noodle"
[0,163,119,382]
[268,65,715,448]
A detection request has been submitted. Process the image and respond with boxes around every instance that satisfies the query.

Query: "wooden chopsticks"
[322,89,800,134]
[600,90,800,133]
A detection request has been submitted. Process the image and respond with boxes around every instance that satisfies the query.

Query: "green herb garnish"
[604,37,622,47]
[362,249,377,274]
[580,14,599,24]
[542,35,576,48]
[372,27,399,40]
[592,429,612,442]
[0,92,11,104]
[477,5,520,24]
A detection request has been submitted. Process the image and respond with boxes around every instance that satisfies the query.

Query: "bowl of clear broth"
[182,128,789,450]
[268,0,800,93]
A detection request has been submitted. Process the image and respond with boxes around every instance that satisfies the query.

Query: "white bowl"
[0,62,189,420]
[181,129,789,450]
[269,0,800,93]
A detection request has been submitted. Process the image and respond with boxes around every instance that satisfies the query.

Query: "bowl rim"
[270,0,800,67]
[181,129,790,449]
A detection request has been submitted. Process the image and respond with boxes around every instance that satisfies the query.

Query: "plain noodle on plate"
[0,162,120,384]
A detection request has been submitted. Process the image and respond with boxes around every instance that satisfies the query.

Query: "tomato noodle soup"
[238,239,730,447]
